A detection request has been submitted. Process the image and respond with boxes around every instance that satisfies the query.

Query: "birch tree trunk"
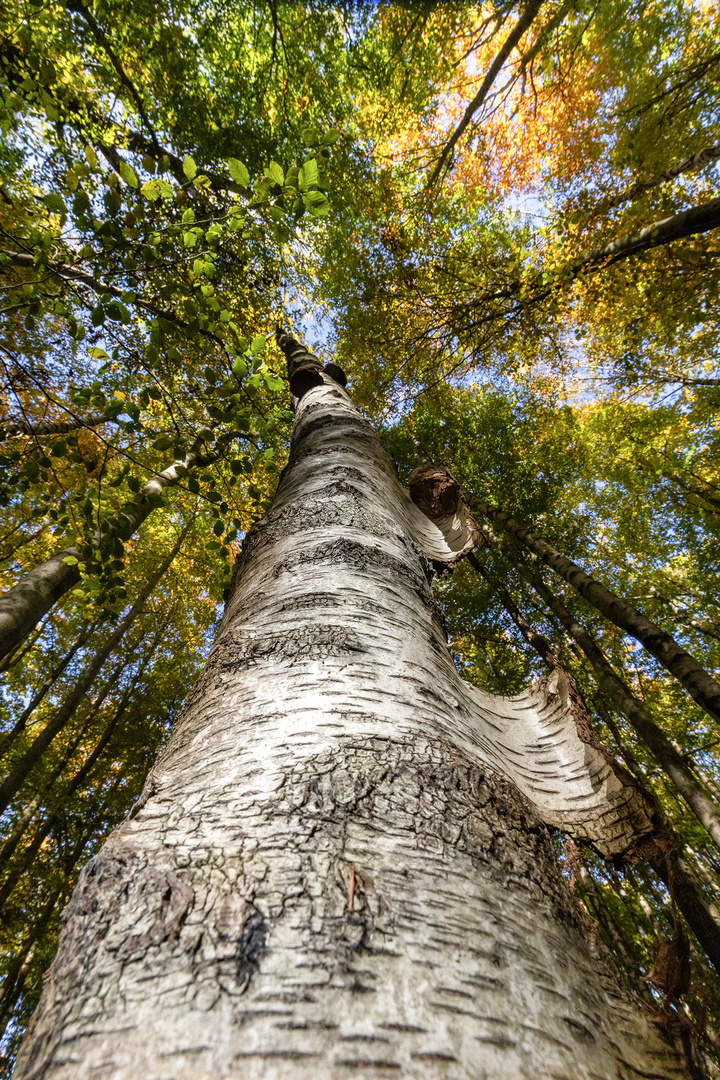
[13,359,691,1079]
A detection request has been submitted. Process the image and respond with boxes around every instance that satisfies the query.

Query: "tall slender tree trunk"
[0,520,187,814]
[0,444,214,664]
[13,358,691,1079]
[465,491,720,726]
[0,618,102,761]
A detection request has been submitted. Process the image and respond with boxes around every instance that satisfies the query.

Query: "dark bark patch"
[408,464,462,517]
[335,1059,401,1069]
[379,1023,428,1033]
[207,624,367,680]
[562,1016,596,1042]
[149,874,194,945]
[474,1035,517,1048]
[411,1051,458,1061]
[233,1049,320,1058]
[275,1019,340,1030]
[340,1034,390,1043]
[235,909,267,992]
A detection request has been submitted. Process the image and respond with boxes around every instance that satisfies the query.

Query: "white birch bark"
[13,374,690,1079]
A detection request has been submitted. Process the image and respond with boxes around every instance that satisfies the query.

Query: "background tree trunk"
[13,373,690,1079]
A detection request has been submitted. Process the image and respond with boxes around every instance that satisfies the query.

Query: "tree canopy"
[1,0,720,1071]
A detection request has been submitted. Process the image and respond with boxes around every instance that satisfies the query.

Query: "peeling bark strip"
[465,489,720,726]
[467,550,720,971]
[14,362,690,1078]
[488,528,720,852]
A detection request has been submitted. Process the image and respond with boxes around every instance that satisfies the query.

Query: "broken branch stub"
[275,327,338,399]
[407,463,482,569]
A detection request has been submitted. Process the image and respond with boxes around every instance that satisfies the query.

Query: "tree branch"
[64,0,161,155]
[465,486,720,727]
[425,0,545,190]
[0,412,119,442]
[586,145,720,221]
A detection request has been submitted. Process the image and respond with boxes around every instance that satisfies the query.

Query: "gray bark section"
[14,379,688,1079]
[575,196,720,270]
[0,413,117,440]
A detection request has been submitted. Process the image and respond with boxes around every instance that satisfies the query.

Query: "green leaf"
[152,437,174,451]
[267,161,284,186]
[302,127,319,146]
[303,190,330,216]
[88,346,110,360]
[44,193,66,214]
[182,155,197,180]
[250,335,266,353]
[117,158,140,188]
[106,301,131,324]
[228,158,250,186]
[140,180,158,202]
[321,130,340,146]
[298,159,319,190]
[91,305,106,326]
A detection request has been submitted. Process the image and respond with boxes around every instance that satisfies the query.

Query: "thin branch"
[586,144,720,222]
[0,412,119,442]
[65,0,161,155]
[425,0,545,190]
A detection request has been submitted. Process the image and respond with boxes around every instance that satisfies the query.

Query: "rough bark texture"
[13,375,689,1079]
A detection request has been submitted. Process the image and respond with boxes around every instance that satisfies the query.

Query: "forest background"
[1,0,719,1072]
